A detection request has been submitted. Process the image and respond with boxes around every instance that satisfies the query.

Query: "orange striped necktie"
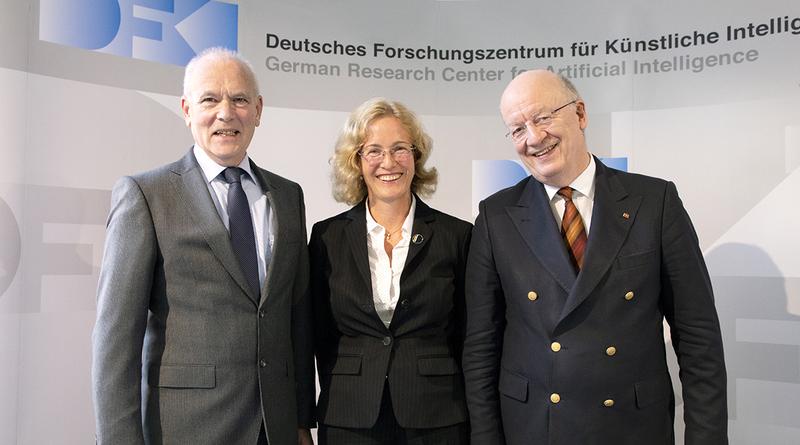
[557,187,588,271]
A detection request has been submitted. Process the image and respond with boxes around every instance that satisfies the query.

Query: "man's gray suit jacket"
[92,150,314,445]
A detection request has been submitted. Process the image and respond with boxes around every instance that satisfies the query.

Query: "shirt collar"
[193,145,258,186]
[543,154,596,202]
[366,195,417,237]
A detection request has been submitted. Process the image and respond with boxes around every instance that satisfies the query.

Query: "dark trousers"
[318,384,468,445]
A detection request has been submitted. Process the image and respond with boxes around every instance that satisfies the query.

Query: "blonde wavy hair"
[331,98,438,205]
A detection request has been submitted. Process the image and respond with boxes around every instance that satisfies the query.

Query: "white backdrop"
[2,0,799,443]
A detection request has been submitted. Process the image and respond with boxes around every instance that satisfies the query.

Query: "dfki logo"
[471,157,628,216]
[39,0,238,66]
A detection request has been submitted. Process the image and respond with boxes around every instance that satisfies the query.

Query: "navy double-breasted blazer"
[463,158,727,445]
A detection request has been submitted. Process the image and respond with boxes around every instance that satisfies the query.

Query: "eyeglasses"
[358,143,416,164]
[505,99,577,143]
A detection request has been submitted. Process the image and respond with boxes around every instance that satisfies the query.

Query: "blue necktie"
[223,167,260,299]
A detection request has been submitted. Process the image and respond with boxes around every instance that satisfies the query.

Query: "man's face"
[500,72,589,188]
[181,58,263,167]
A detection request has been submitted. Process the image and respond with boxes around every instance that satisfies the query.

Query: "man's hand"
[298,428,313,445]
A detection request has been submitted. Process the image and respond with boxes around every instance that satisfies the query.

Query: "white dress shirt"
[193,145,273,289]
[543,154,596,234]
[365,197,416,328]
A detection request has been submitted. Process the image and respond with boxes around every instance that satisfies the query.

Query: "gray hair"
[182,47,260,98]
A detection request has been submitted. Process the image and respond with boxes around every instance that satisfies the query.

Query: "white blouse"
[365,197,416,328]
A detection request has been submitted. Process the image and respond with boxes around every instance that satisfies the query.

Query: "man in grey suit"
[463,70,727,444]
[92,48,314,444]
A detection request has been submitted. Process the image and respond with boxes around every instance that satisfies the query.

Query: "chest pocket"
[616,249,657,270]
[326,354,362,375]
[417,356,457,376]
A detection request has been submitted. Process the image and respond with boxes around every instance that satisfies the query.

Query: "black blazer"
[310,198,472,429]
[463,158,727,445]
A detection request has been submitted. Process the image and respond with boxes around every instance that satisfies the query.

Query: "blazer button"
[259,359,267,368]
[551,342,562,352]
[400,299,410,308]
[624,291,634,301]
[382,336,392,346]
[606,346,617,356]
[550,393,561,404]
[527,291,538,301]
[603,399,615,407]
[258,310,266,318]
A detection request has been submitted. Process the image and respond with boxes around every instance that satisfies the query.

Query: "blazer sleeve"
[92,176,157,444]
[462,200,507,445]
[291,186,316,429]
[452,220,472,365]
[659,181,728,445]
[309,221,337,370]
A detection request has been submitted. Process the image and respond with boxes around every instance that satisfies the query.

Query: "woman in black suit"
[310,98,471,444]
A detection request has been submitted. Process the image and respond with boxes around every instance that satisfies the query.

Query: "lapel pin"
[412,234,424,244]
[622,212,630,219]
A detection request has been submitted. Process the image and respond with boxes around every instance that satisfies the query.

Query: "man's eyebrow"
[195,90,253,99]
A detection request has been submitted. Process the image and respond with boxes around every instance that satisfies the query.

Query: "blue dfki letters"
[39,0,237,66]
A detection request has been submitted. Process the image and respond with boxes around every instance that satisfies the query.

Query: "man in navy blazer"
[462,70,727,444]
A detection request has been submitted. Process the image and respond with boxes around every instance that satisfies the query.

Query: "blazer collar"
[249,164,288,308]
[343,201,372,291]
[506,177,577,293]
[342,196,436,329]
[404,197,435,270]
[557,157,642,326]
[172,149,277,193]
[169,149,263,305]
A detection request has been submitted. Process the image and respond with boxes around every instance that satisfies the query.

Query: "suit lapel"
[344,202,373,291]
[170,150,258,304]
[403,197,434,271]
[250,163,279,308]
[557,160,641,324]
[507,178,576,293]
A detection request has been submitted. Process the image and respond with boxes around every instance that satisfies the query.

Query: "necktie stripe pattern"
[223,167,260,298]
[557,186,588,271]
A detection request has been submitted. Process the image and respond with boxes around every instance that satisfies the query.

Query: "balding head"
[499,70,590,188]
[501,70,579,116]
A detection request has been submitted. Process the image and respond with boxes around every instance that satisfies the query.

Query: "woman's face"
[359,116,416,205]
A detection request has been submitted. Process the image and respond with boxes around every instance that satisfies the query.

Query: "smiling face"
[500,70,589,187]
[181,57,263,167]
[360,116,416,206]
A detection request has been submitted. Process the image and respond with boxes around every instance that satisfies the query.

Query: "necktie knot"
[557,186,574,201]
[223,167,245,185]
